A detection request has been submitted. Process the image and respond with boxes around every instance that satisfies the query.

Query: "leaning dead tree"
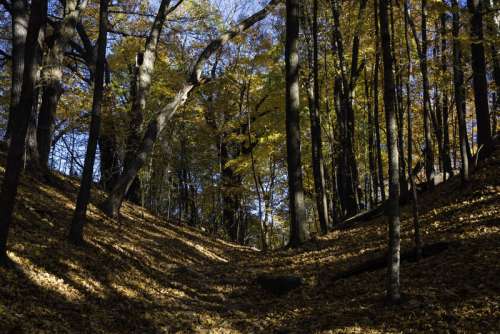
[102,0,281,217]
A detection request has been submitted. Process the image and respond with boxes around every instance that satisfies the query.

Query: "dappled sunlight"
[0,142,498,333]
[7,251,84,302]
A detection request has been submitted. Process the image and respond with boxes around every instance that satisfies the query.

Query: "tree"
[122,0,179,204]
[304,0,329,234]
[329,0,368,217]
[451,0,470,183]
[101,0,281,217]
[379,0,401,302]
[69,0,109,245]
[2,0,27,141]
[373,0,386,203]
[404,1,421,259]
[0,0,48,266]
[404,0,435,188]
[467,0,492,149]
[286,0,307,247]
[36,0,89,171]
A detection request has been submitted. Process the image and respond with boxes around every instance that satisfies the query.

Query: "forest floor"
[0,144,499,334]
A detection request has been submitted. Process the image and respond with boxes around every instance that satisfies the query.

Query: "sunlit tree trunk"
[286,0,307,247]
[379,0,401,303]
[37,0,89,171]
[421,0,435,187]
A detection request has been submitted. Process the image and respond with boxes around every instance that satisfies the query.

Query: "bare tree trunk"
[390,3,406,197]
[4,0,27,141]
[365,68,376,208]
[286,0,307,247]
[122,0,175,202]
[0,0,47,266]
[247,95,267,250]
[374,0,385,202]
[404,0,435,187]
[451,0,470,183]
[305,0,329,234]
[468,0,492,148]
[69,0,109,245]
[329,0,368,216]
[404,6,421,260]
[421,0,435,188]
[441,13,452,178]
[379,0,401,303]
[36,0,89,171]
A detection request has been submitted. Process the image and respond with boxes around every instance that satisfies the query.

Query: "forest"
[0,0,498,332]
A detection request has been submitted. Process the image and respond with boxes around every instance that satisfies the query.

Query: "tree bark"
[441,13,453,178]
[404,5,421,260]
[306,0,329,234]
[373,0,385,202]
[379,0,401,303]
[329,0,368,216]
[4,0,28,141]
[485,0,499,133]
[286,0,308,247]
[468,0,492,148]
[36,0,89,171]
[451,0,470,182]
[122,0,174,200]
[420,0,435,187]
[69,0,109,245]
[0,0,47,265]
[404,0,435,187]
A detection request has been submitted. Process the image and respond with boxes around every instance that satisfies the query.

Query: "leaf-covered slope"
[0,144,499,333]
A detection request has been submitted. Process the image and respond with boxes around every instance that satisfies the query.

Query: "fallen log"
[332,241,452,281]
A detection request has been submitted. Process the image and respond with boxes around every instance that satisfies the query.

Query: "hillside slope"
[0,145,499,333]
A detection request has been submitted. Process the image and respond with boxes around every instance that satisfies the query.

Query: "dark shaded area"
[256,274,304,296]
[331,241,452,281]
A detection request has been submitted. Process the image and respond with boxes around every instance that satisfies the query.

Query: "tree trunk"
[404,6,421,260]
[441,13,452,178]
[468,0,492,148]
[485,0,499,133]
[69,0,109,245]
[36,0,89,171]
[0,0,47,265]
[307,0,329,234]
[101,0,280,217]
[421,0,435,187]
[451,0,470,183]
[379,0,401,303]
[364,67,377,208]
[390,2,406,197]
[4,0,28,141]
[286,0,307,247]
[329,0,368,217]
[374,0,385,202]
[122,0,172,201]
[98,131,121,191]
